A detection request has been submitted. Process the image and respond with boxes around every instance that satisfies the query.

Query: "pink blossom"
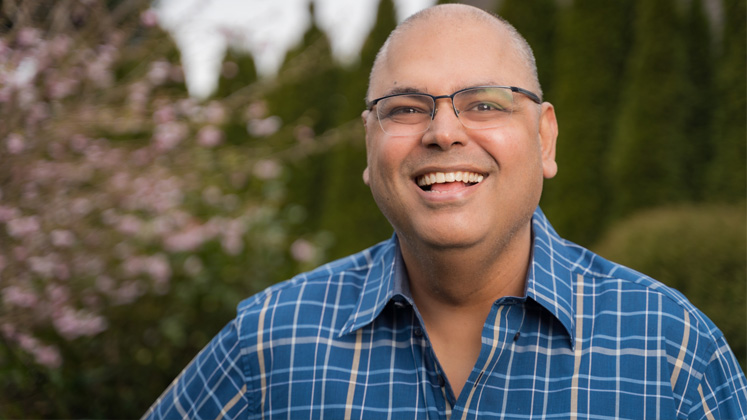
[6,215,40,238]
[86,45,117,87]
[146,253,171,294]
[294,125,315,143]
[16,28,41,48]
[111,281,143,305]
[164,225,210,252]
[47,35,72,58]
[128,81,150,109]
[15,333,62,369]
[245,101,268,120]
[29,255,57,278]
[50,229,75,247]
[70,198,92,216]
[247,116,282,137]
[116,214,143,236]
[33,344,62,369]
[2,286,38,307]
[204,101,226,124]
[26,102,50,126]
[53,306,108,340]
[153,121,188,151]
[291,239,317,263]
[46,75,79,99]
[197,125,223,147]
[153,104,176,124]
[177,98,199,117]
[147,60,171,85]
[140,9,159,27]
[0,205,20,222]
[6,133,25,154]
[46,283,70,306]
[222,232,243,256]
[253,159,282,180]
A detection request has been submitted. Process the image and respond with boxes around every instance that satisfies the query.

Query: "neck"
[400,222,532,310]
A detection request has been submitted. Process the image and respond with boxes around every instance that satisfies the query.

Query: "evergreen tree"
[214,49,259,146]
[706,0,746,201]
[214,49,258,99]
[497,0,558,95]
[540,0,634,245]
[607,0,689,218]
[318,0,399,258]
[262,4,344,237]
[681,0,715,200]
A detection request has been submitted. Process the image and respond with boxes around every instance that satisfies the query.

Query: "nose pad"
[423,100,467,149]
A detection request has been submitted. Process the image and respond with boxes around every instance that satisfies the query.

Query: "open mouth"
[416,171,485,193]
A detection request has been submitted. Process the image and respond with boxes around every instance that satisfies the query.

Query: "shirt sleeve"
[688,335,747,420]
[141,319,250,420]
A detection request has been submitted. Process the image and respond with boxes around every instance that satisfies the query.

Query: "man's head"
[362,3,558,255]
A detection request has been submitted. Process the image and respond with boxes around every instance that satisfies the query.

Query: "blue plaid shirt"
[144,208,746,420]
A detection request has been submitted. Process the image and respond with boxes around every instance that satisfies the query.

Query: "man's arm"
[688,336,747,419]
[142,320,250,420]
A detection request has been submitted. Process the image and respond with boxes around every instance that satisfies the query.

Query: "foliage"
[0,1,337,417]
[607,0,690,217]
[593,203,747,369]
[707,0,747,201]
[540,0,634,244]
[497,0,558,95]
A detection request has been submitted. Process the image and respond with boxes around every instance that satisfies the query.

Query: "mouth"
[415,171,485,193]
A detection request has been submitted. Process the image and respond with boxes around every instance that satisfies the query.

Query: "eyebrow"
[380,81,503,98]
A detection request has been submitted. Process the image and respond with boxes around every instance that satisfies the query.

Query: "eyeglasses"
[366,85,542,136]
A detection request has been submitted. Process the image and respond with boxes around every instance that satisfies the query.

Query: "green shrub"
[594,203,746,369]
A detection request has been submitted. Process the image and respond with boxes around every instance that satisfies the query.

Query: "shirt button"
[413,327,423,337]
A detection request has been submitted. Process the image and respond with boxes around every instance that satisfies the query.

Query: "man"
[144,4,746,419]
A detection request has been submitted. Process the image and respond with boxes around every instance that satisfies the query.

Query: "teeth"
[416,171,485,187]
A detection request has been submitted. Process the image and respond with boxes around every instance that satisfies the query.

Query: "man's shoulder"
[234,237,396,323]
[558,235,723,343]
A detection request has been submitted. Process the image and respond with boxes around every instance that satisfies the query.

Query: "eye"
[465,101,508,113]
[387,106,426,117]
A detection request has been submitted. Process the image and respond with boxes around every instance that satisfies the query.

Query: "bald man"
[144,5,746,419]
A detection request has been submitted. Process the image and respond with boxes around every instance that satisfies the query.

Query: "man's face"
[363,15,558,253]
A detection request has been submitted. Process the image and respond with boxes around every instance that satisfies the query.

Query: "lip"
[411,166,488,202]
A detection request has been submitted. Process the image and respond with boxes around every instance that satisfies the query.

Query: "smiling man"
[144,4,746,419]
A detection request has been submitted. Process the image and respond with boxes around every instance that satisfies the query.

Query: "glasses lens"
[376,94,434,135]
[454,87,515,129]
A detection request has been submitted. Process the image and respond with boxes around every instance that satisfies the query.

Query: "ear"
[361,110,372,186]
[538,102,558,179]
[361,110,370,129]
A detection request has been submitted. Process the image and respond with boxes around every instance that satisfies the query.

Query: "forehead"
[371,13,528,97]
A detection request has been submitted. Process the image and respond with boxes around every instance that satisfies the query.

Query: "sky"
[155,0,436,99]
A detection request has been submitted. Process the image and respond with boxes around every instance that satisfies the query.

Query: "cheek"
[480,130,544,177]
[368,137,412,179]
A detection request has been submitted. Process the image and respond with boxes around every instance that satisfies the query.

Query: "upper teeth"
[417,171,484,187]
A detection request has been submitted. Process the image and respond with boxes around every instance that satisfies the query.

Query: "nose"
[421,98,468,150]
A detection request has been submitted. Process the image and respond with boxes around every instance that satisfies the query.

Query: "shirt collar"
[339,207,577,347]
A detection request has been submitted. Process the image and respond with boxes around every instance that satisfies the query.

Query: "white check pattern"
[143,208,747,420]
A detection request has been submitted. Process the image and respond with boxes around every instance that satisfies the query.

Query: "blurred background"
[0,0,744,417]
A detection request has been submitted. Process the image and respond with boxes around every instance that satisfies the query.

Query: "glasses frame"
[366,85,542,135]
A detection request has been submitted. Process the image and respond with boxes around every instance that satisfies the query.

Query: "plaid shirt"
[144,208,747,420]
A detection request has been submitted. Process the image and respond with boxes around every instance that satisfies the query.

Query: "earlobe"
[539,103,558,179]
[363,167,370,186]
